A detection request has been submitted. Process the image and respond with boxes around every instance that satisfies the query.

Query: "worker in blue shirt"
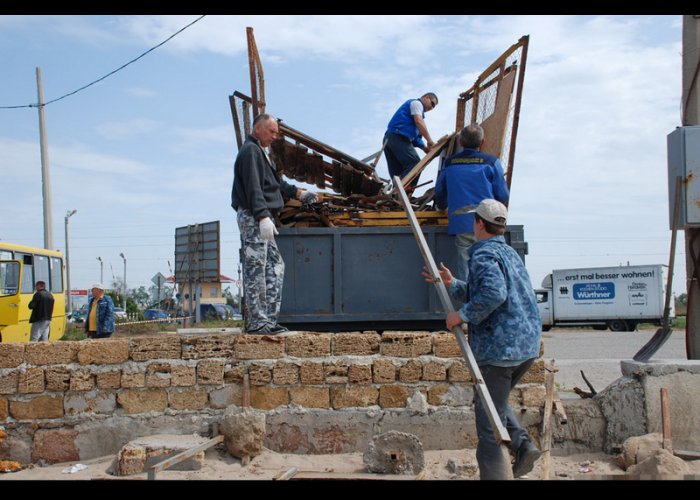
[384,93,438,189]
[435,123,509,281]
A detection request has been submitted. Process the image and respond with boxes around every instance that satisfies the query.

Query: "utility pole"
[120,253,127,311]
[684,15,700,359]
[64,209,77,314]
[97,256,103,284]
[36,67,53,250]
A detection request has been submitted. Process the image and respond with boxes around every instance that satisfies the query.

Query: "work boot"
[246,324,275,335]
[269,324,289,333]
[512,440,541,478]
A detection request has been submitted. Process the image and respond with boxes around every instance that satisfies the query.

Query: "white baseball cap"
[91,283,105,290]
[468,199,508,227]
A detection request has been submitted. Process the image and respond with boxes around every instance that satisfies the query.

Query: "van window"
[50,257,64,292]
[34,254,50,290]
[536,291,548,304]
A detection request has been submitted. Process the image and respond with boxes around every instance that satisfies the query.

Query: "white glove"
[300,191,318,204]
[259,217,278,241]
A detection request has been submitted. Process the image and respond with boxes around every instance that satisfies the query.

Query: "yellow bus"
[0,242,66,342]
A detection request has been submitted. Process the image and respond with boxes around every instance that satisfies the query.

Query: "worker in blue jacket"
[424,199,542,480]
[435,124,509,281]
[384,93,438,189]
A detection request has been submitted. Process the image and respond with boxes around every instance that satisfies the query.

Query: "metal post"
[120,252,127,311]
[36,67,53,250]
[97,256,103,284]
[64,209,77,314]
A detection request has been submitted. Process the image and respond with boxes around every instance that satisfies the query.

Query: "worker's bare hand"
[421,266,438,283]
[437,262,453,288]
[446,311,463,331]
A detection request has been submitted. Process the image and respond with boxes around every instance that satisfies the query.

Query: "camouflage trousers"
[237,209,285,331]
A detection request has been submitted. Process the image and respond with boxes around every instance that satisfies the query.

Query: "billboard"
[174,221,220,283]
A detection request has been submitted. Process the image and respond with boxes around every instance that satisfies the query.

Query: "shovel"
[633,176,682,362]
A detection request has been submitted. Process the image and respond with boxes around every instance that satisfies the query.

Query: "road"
[541,326,688,397]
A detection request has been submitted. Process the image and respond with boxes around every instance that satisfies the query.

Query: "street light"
[64,209,77,314]
[96,256,103,284]
[119,252,127,311]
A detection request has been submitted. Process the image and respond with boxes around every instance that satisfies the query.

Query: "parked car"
[144,308,169,321]
[222,304,242,321]
[114,307,127,321]
[68,306,87,324]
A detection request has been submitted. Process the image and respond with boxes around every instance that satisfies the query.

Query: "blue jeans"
[474,359,536,480]
[384,132,420,186]
[455,232,477,282]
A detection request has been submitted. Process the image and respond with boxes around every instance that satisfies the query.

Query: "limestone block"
[78,339,129,365]
[0,371,18,394]
[0,344,24,368]
[120,371,146,388]
[521,385,546,408]
[330,386,378,408]
[169,388,208,411]
[129,336,182,361]
[248,364,272,386]
[117,388,168,414]
[146,363,172,388]
[69,369,95,391]
[223,364,245,384]
[363,430,424,475]
[379,385,408,408]
[519,359,545,384]
[116,434,208,476]
[96,370,121,389]
[220,408,266,459]
[44,367,71,391]
[31,429,79,464]
[18,367,45,394]
[447,360,471,382]
[9,395,63,419]
[273,362,299,385]
[0,396,8,420]
[234,335,284,360]
[380,332,432,357]
[332,332,381,356]
[427,384,449,406]
[422,361,447,381]
[25,341,77,365]
[300,361,324,384]
[289,387,330,409]
[286,333,331,357]
[182,335,235,360]
[373,359,396,383]
[171,365,196,387]
[196,359,225,385]
[209,385,242,409]
[249,386,288,410]
[348,364,372,384]
[399,360,422,383]
[324,362,348,384]
[433,333,461,358]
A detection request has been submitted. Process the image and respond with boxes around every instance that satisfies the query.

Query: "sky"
[0,14,688,298]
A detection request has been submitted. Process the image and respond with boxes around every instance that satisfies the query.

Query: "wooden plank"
[274,467,299,480]
[660,388,673,452]
[393,176,513,479]
[401,134,453,189]
[541,361,556,480]
[147,435,224,480]
[291,471,422,480]
[674,450,700,460]
[480,69,515,160]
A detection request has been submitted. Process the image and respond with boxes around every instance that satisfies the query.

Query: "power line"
[0,15,206,110]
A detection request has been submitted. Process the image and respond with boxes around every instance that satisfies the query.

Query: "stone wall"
[0,332,545,463]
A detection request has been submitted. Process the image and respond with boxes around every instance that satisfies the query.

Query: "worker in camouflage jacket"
[424,199,541,480]
[231,113,317,334]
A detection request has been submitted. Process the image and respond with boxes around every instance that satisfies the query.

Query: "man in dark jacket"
[28,280,54,341]
[231,113,317,334]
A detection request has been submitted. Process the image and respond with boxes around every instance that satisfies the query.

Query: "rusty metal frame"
[246,27,265,117]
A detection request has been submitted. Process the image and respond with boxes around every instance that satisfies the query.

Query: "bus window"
[34,254,50,290]
[0,261,20,296]
[0,250,12,260]
[17,253,34,294]
[50,257,64,292]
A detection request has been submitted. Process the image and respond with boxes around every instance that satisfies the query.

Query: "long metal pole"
[36,67,53,250]
[683,15,700,359]
[64,210,76,314]
[121,253,127,311]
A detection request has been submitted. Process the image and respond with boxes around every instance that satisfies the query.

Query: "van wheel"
[592,325,608,330]
[608,320,628,332]
[542,325,552,332]
[626,321,638,332]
